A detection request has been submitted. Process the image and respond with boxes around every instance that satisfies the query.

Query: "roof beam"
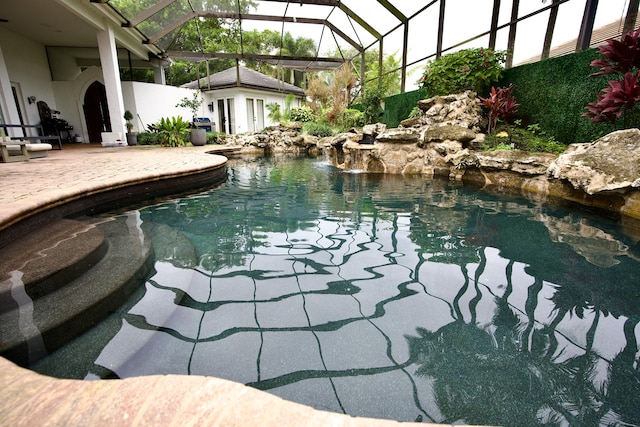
[145,12,195,44]
[326,21,363,52]
[198,11,325,26]
[577,0,599,51]
[194,11,362,52]
[488,0,500,49]
[377,0,407,23]
[166,50,345,64]
[125,0,177,27]
[338,3,381,40]
[257,0,339,5]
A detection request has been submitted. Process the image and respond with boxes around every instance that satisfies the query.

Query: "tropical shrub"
[136,131,160,145]
[155,116,190,147]
[337,108,365,130]
[360,85,385,124]
[479,84,520,133]
[289,106,314,122]
[303,121,334,138]
[583,28,640,128]
[266,102,282,123]
[206,131,222,144]
[418,48,506,97]
[483,120,566,154]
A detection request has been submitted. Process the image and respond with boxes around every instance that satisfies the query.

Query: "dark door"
[83,81,111,142]
[217,99,226,134]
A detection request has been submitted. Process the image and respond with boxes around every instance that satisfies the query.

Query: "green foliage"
[267,95,300,124]
[409,106,420,118]
[337,108,365,130]
[206,131,221,144]
[418,48,506,97]
[289,106,314,122]
[135,131,160,145]
[381,88,427,128]
[483,121,567,154]
[176,92,203,120]
[360,86,385,125]
[155,116,190,147]
[266,103,281,123]
[302,121,334,138]
[124,110,134,132]
[499,48,612,144]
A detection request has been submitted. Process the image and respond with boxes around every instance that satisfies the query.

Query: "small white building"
[182,66,306,135]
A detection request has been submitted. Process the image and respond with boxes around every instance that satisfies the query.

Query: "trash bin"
[194,117,212,132]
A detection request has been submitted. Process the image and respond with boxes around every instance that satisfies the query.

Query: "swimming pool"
[33,154,640,426]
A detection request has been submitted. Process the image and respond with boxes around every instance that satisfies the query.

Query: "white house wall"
[123,82,200,133]
[204,88,302,134]
[0,27,56,134]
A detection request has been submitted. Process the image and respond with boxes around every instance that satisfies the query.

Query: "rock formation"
[220,91,640,220]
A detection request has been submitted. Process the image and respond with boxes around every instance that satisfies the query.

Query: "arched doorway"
[83,81,111,142]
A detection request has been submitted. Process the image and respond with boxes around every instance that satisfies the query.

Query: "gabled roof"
[181,66,306,97]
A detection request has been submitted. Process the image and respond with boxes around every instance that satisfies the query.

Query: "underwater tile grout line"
[20,156,640,426]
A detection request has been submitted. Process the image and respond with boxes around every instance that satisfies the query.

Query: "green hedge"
[382,88,427,128]
[498,49,613,144]
[379,49,622,144]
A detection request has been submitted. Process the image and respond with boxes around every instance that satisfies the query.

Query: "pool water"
[33,155,640,426]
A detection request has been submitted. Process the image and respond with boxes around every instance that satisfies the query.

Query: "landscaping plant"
[583,28,640,128]
[176,92,203,122]
[156,116,190,147]
[479,84,520,134]
[418,48,506,97]
[124,110,134,132]
[289,106,314,122]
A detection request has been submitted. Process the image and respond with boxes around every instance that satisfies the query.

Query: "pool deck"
[0,144,438,427]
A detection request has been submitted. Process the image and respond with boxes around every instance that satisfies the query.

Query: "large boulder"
[547,128,640,194]
[474,150,557,176]
[415,91,483,130]
[376,128,419,143]
[422,125,476,144]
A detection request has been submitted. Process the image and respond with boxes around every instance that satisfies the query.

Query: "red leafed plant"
[589,28,640,77]
[479,84,520,134]
[583,28,640,127]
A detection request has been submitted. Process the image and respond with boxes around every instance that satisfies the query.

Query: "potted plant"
[176,92,206,146]
[124,110,137,146]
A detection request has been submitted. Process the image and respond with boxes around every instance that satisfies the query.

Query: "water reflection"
[33,155,640,426]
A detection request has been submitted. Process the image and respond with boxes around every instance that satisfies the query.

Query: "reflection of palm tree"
[407,252,640,426]
[407,321,554,426]
[606,316,640,422]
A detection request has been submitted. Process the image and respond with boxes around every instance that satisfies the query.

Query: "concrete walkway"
[0,144,435,427]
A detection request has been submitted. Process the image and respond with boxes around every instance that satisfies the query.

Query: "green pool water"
[34,155,640,426]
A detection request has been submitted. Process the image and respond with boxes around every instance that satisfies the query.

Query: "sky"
[241,0,634,90]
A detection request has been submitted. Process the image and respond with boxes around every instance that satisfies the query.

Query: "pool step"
[0,217,154,366]
[0,219,107,314]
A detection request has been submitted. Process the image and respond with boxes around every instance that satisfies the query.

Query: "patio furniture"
[0,139,29,162]
[1,124,62,150]
[37,101,73,144]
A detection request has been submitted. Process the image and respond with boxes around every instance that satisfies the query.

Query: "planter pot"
[126,132,138,146]
[190,128,207,146]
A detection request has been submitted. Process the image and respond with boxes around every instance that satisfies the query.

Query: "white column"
[154,66,166,85]
[97,21,126,136]
[0,44,21,133]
